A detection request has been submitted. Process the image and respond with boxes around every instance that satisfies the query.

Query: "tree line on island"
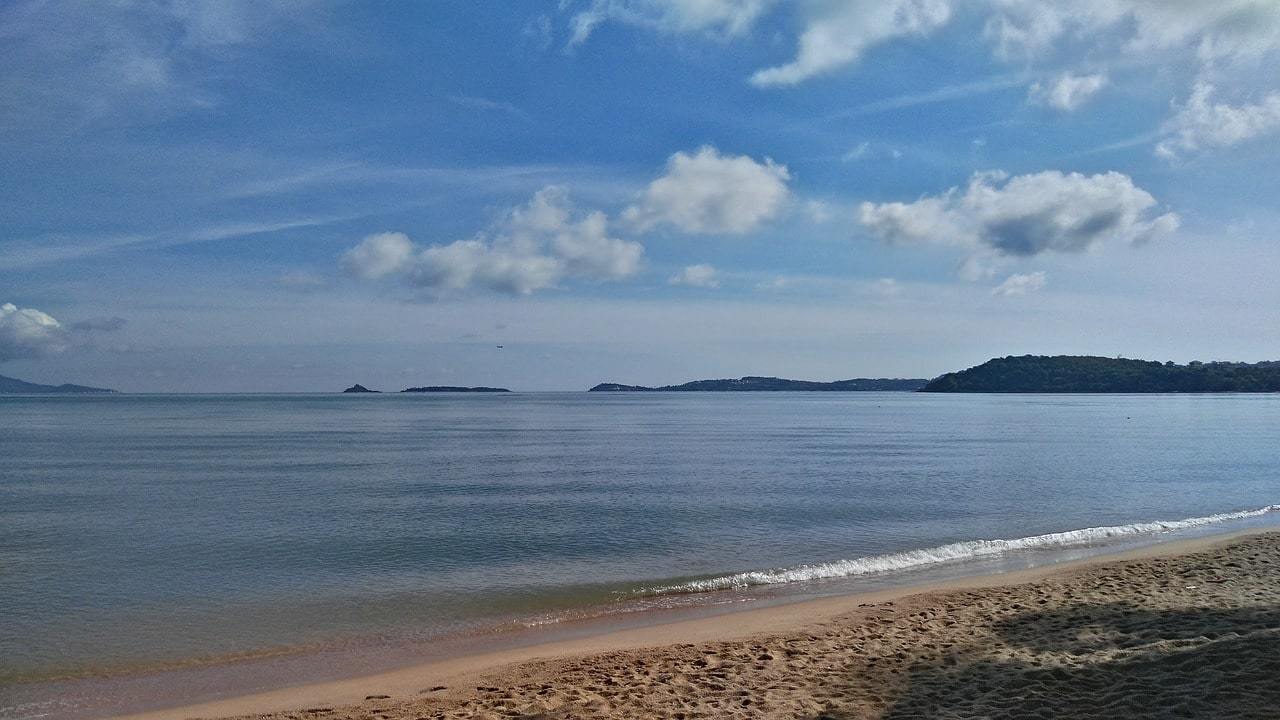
[919,355,1280,393]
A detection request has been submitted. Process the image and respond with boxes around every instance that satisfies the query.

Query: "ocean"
[3,392,1278,717]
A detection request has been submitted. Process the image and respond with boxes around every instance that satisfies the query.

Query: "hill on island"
[922,355,1280,393]
[0,373,116,394]
[590,376,928,392]
[401,386,511,393]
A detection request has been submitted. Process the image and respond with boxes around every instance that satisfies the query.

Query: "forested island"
[401,386,511,393]
[589,376,928,392]
[0,373,116,394]
[922,356,1280,393]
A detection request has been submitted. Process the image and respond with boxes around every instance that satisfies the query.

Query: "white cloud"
[1155,81,1280,159]
[755,276,791,292]
[569,0,775,45]
[341,232,415,280]
[985,1,1280,64]
[623,146,791,234]
[1029,72,1107,111]
[668,264,721,288]
[858,170,1179,272]
[411,240,564,295]
[992,271,1047,296]
[0,302,70,361]
[344,188,643,296]
[750,0,951,87]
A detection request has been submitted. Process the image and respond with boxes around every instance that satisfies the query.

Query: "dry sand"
[124,530,1280,720]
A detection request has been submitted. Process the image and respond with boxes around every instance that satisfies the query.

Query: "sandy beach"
[113,528,1280,720]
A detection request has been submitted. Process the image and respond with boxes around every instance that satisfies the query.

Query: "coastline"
[107,525,1279,720]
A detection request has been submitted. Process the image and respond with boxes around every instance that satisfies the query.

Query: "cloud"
[344,188,643,296]
[623,146,791,234]
[1029,72,1107,111]
[447,94,530,120]
[985,1,1280,64]
[749,0,952,87]
[568,0,775,45]
[71,316,128,332]
[858,170,1179,270]
[342,232,416,280]
[0,302,70,361]
[411,240,565,295]
[0,0,312,130]
[992,271,1047,296]
[1155,81,1280,159]
[668,263,720,288]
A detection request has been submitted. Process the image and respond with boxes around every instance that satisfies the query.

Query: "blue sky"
[3,1,1280,391]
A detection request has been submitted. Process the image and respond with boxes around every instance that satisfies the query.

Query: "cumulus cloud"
[1029,72,1107,111]
[342,232,415,280]
[410,240,564,295]
[343,188,643,296]
[0,302,70,361]
[750,0,951,87]
[623,146,791,234]
[992,271,1047,296]
[569,0,775,45]
[858,170,1179,273]
[668,264,720,288]
[1155,81,1280,159]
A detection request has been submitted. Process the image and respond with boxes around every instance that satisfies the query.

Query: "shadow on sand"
[811,602,1280,720]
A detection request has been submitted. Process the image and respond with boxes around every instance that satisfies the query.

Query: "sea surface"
[3,392,1279,717]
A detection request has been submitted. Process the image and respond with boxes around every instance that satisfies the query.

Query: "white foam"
[639,505,1280,596]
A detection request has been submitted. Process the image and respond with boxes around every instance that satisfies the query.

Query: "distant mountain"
[341,384,379,393]
[589,376,928,392]
[922,355,1280,393]
[401,386,511,393]
[0,373,116,394]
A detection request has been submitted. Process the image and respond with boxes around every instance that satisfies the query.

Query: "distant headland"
[0,373,116,394]
[342,384,511,393]
[922,355,1280,393]
[589,376,928,392]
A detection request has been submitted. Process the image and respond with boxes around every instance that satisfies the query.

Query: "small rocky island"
[922,355,1280,393]
[590,376,928,392]
[0,373,116,394]
[341,384,379,393]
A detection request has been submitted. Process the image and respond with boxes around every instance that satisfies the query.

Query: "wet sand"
[116,528,1280,720]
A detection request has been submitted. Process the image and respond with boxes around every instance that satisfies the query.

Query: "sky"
[3,0,1280,392]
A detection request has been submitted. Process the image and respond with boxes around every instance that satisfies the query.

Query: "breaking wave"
[639,505,1280,596]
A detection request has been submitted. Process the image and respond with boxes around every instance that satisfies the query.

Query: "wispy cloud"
[447,94,531,121]
[843,74,1031,117]
[0,215,361,270]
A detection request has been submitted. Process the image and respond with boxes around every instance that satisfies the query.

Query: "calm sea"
[3,392,1279,717]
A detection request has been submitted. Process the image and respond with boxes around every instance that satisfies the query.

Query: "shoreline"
[104,525,1278,720]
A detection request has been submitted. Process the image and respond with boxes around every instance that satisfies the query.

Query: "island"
[589,376,928,392]
[0,373,116,394]
[341,384,380,393]
[401,386,511,393]
[922,355,1280,393]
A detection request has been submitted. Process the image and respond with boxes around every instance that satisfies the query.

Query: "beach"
[116,528,1280,720]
